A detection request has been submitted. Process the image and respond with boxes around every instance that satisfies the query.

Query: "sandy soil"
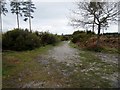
[48,41,80,64]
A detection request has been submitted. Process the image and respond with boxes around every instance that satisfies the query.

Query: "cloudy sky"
[2,0,119,35]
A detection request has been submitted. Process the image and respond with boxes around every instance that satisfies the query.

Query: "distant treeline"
[103,33,119,36]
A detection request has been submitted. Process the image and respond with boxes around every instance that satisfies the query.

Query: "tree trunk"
[92,17,95,32]
[102,28,104,34]
[29,16,32,32]
[0,1,2,33]
[0,13,2,33]
[16,13,19,29]
[28,2,32,32]
[96,23,101,47]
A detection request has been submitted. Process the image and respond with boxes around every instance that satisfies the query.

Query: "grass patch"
[2,44,58,88]
[77,50,118,87]
[2,41,119,88]
[69,42,118,87]
[69,41,79,49]
[101,47,119,54]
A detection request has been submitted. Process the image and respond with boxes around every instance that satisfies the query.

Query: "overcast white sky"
[2,0,119,35]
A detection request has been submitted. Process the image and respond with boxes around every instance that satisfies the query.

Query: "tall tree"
[70,1,120,46]
[10,0,23,29]
[22,0,36,32]
[0,0,8,33]
[89,1,98,32]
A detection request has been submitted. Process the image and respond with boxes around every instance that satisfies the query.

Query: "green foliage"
[86,31,95,35]
[61,36,69,41]
[39,32,59,46]
[2,29,59,51]
[10,1,23,16]
[71,30,93,43]
[71,30,119,53]
[71,30,104,52]
[72,31,85,36]
[0,1,8,15]
[85,45,104,52]
[22,1,36,21]
[72,31,83,43]
[2,28,40,51]
[71,34,80,43]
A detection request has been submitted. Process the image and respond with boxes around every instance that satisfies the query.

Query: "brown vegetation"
[72,32,119,53]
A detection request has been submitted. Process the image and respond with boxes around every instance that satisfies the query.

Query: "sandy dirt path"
[48,41,80,64]
[5,41,118,88]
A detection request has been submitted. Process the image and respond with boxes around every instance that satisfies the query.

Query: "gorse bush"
[2,29,59,51]
[35,32,60,46]
[72,31,83,43]
[71,30,98,50]
[86,31,95,35]
[61,35,70,41]
[39,32,59,45]
[71,30,93,44]
[2,29,41,51]
[71,34,81,43]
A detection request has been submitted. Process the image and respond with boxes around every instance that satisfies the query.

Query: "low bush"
[61,36,69,41]
[2,29,41,51]
[71,30,93,44]
[75,34,119,53]
[2,29,60,51]
[38,32,59,46]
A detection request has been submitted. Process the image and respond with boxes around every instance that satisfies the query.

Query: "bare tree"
[22,0,36,32]
[70,1,120,46]
[0,0,8,33]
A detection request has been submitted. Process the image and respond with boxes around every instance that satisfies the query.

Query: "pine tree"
[0,0,8,33]
[10,0,23,29]
[22,0,36,32]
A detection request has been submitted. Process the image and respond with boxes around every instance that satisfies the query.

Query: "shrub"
[39,32,59,46]
[71,30,92,44]
[3,29,60,51]
[86,31,95,35]
[61,36,69,41]
[25,33,41,50]
[73,31,85,35]
[2,28,41,51]
[85,45,104,52]
[71,34,81,43]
